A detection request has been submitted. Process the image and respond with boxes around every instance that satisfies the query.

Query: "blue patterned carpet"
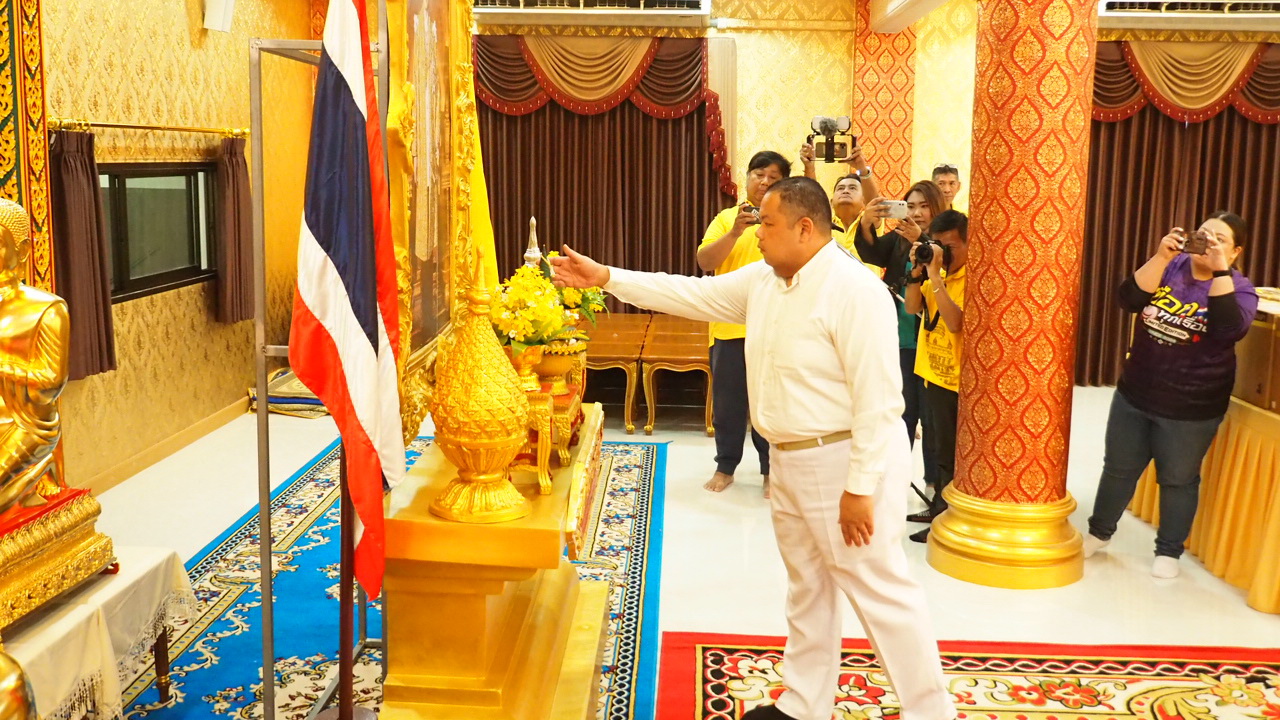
[120,439,666,720]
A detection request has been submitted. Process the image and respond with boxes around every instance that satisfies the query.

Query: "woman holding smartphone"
[856,181,947,494]
[1084,211,1258,578]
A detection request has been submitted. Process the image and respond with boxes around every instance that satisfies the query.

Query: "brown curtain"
[479,101,732,301]
[1077,105,1280,385]
[49,130,115,380]
[216,137,253,324]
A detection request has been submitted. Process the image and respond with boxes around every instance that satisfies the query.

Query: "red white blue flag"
[289,0,404,599]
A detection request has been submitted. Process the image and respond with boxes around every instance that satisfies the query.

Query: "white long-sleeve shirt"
[605,240,907,495]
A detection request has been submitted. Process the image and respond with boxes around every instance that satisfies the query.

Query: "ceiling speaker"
[204,0,234,33]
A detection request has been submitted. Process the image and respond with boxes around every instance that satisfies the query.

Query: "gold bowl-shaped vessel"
[534,337,588,396]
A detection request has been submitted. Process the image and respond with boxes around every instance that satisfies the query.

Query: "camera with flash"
[807,116,855,163]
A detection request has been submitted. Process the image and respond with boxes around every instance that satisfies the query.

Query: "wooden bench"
[584,313,650,434]
[640,315,713,437]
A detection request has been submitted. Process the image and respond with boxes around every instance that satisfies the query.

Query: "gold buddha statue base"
[0,489,114,633]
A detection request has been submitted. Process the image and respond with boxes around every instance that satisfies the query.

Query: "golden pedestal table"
[383,403,609,720]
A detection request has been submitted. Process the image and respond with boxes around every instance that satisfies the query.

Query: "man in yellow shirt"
[932,163,965,213]
[696,150,791,496]
[903,210,968,543]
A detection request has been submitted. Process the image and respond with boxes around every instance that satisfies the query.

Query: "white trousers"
[769,438,954,720]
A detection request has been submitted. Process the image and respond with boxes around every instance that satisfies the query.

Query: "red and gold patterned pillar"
[853,1,917,199]
[927,0,1098,588]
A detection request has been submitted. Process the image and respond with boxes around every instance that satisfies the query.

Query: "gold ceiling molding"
[1099,28,1280,43]
[475,24,706,37]
[716,20,856,32]
[713,0,855,23]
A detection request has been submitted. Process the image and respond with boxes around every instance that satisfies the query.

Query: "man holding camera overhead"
[903,210,969,544]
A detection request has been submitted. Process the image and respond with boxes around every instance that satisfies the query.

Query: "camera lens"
[915,242,934,265]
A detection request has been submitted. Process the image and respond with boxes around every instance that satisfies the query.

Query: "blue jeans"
[1087,392,1223,558]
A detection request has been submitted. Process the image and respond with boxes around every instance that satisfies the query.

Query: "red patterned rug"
[659,633,1280,720]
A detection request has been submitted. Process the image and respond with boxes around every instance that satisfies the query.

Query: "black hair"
[1206,210,1247,251]
[833,174,861,191]
[929,209,968,242]
[748,150,792,178]
[764,177,832,233]
[932,164,960,179]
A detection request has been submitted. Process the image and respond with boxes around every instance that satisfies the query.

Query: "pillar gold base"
[927,484,1083,589]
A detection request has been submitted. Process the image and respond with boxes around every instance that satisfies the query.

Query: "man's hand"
[926,239,945,277]
[799,141,816,167]
[549,245,610,289]
[839,492,875,547]
[846,144,869,173]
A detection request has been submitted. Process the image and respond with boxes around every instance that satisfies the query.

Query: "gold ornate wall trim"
[1098,28,1280,43]
[0,0,53,291]
[713,0,855,24]
[713,20,855,32]
[475,24,707,37]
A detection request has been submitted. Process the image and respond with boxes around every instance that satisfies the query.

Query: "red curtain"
[475,36,735,289]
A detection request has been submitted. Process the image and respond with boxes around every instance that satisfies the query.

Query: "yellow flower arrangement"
[490,265,575,353]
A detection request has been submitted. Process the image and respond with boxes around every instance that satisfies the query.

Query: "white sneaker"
[1082,534,1110,559]
[1152,556,1180,579]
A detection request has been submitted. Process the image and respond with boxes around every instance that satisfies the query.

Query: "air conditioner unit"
[204,0,235,33]
[1098,0,1280,30]
[473,0,710,29]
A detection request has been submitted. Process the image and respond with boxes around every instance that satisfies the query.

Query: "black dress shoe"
[742,704,797,720]
[906,507,941,524]
[909,527,930,543]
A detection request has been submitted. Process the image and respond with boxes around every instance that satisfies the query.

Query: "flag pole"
[317,445,375,720]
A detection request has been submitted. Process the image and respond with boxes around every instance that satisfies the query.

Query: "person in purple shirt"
[1083,211,1258,579]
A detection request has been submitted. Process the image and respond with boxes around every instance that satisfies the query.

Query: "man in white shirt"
[550,178,954,720]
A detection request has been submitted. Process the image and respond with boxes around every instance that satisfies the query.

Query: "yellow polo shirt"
[915,265,966,392]
[699,207,762,344]
[698,207,864,345]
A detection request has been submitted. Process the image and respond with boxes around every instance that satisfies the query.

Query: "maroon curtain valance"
[1094,41,1280,124]
[474,36,735,197]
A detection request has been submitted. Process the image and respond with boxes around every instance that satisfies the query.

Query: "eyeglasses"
[932,163,959,175]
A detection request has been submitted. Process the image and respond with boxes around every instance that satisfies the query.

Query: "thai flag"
[289,0,404,599]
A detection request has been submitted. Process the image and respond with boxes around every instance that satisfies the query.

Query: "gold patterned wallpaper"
[44,0,314,484]
[910,0,977,210]
[715,0,857,193]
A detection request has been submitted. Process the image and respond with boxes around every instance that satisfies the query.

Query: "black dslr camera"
[914,239,952,269]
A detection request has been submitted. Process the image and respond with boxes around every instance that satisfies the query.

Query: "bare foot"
[763,475,770,499]
[704,472,734,492]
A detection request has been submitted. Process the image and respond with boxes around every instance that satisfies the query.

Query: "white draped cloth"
[5,546,196,720]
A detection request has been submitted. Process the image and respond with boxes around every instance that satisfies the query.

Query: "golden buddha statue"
[0,198,69,517]
[0,651,36,720]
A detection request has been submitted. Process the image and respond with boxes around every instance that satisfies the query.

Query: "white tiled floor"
[98,385,1280,650]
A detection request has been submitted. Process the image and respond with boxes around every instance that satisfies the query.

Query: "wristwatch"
[855,167,874,179]
[1212,269,1232,278]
